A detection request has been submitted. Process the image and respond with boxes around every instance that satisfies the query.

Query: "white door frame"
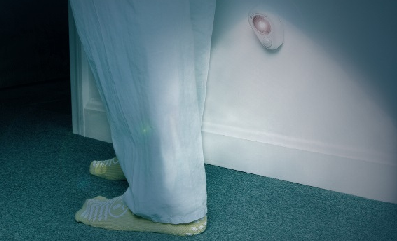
[68,3,112,143]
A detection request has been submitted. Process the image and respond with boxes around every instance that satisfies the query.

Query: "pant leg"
[70,0,215,224]
[190,0,217,119]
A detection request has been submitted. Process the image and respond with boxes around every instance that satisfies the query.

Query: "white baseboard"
[202,122,397,204]
[84,99,112,143]
[202,123,396,165]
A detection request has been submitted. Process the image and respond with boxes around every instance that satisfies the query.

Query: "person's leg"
[88,0,216,183]
[190,0,217,119]
[70,0,215,235]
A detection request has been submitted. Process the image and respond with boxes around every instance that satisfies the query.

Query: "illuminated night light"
[248,12,284,50]
[253,15,271,34]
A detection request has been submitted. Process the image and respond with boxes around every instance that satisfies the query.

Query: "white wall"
[69,0,397,203]
[202,0,397,203]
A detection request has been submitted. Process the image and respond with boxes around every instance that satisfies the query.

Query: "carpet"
[0,94,396,241]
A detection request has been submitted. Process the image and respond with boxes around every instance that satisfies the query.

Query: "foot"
[75,196,207,236]
[89,157,126,180]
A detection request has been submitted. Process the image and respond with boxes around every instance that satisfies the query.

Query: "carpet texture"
[0,96,396,240]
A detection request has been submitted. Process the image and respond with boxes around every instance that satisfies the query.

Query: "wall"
[202,0,397,203]
[69,0,397,203]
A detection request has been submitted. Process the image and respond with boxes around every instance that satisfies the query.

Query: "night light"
[248,11,284,50]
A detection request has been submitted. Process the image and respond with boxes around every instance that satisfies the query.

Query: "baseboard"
[202,122,395,165]
[84,99,112,143]
[202,122,397,204]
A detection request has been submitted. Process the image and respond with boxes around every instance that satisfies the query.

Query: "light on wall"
[248,11,284,50]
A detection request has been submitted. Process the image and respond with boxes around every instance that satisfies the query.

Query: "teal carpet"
[0,84,396,240]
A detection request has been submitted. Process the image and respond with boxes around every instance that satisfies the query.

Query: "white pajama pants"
[70,0,216,224]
